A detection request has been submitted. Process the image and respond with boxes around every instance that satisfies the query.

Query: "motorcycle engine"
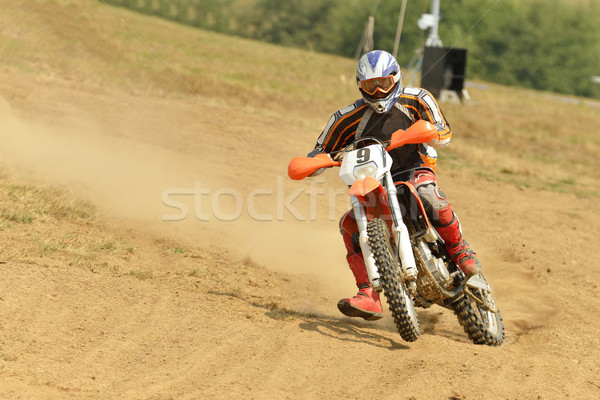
[415,240,452,302]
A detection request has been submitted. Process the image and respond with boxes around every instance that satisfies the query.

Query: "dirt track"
[1,3,600,399]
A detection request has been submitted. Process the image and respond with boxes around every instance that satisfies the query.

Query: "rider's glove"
[307,146,331,177]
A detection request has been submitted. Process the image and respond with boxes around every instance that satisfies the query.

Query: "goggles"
[360,75,396,96]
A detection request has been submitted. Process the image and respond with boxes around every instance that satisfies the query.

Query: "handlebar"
[288,153,341,181]
[288,119,438,181]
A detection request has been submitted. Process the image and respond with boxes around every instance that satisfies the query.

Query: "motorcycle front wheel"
[452,276,505,346]
[367,218,421,342]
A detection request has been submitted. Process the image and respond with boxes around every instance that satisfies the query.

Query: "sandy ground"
[1,13,600,400]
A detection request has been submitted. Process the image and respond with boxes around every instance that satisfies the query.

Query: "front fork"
[384,172,419,282]
[350,195,383,291]
[350,172,419,292]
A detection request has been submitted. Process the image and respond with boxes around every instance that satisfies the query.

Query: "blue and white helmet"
[356,50,402,114]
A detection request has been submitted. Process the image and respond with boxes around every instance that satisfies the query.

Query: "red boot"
[337,252,383,321]
[446,239,481,277]
[338,283,383,321]
[435,212,482,278]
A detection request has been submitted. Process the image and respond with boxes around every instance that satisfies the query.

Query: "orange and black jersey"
[310,87,452,173]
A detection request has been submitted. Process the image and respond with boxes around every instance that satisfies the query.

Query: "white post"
[425,0,443,47]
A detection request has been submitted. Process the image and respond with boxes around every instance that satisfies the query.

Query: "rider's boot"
[435,212,482,278]
[337,252,384,321]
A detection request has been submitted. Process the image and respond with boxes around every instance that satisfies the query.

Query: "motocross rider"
[308,50,481,321]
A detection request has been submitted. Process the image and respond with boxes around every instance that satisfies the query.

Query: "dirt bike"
[288,120,504,346]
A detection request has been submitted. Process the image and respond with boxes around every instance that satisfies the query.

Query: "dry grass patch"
[440,82,600,196]
[0,181,95,228]
[0,168,277,297]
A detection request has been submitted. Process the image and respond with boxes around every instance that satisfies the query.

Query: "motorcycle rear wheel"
[367,218,420,342]
[452,280,505,346]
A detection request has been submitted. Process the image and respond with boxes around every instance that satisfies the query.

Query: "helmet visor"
[360,75,396,97]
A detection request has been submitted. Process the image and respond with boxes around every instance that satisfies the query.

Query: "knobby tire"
[452,283,505,346]
[367,218,420,342]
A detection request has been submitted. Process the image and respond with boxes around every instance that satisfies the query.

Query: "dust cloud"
[0,94,354,296]
[2,91,572,312]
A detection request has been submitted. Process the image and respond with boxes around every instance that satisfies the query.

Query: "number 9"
[357,148,371,164]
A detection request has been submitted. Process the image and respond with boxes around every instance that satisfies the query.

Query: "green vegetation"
[104,0,600,99]
[2,0,598,201]
[167,247,185,255]
[127,269,154,280]
[0,182,94,228]
[188,269,201,277]
[439,79,600,197]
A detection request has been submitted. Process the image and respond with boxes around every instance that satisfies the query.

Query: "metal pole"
[430,0,440,43]
[392,0,408,60]
[354,0,380,59]
[354,16,375,59]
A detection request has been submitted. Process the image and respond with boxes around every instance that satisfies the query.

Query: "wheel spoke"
[367,218,420,342]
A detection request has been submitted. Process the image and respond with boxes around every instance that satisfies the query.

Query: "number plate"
[339,144,393,185]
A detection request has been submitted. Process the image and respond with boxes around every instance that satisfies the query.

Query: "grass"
[3,1,598,173]
[436,82,600,196]
[0,181,95,228]
[167,247,185,255]
[188,269,201,277]
[127,269,154,280]
[0,0,357,126]
[1,1,599,274]
[31,233,134,266]
[0,170,144,270]
[75,3,599,196]
[0,169,221,288]
[0,168,238,294]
